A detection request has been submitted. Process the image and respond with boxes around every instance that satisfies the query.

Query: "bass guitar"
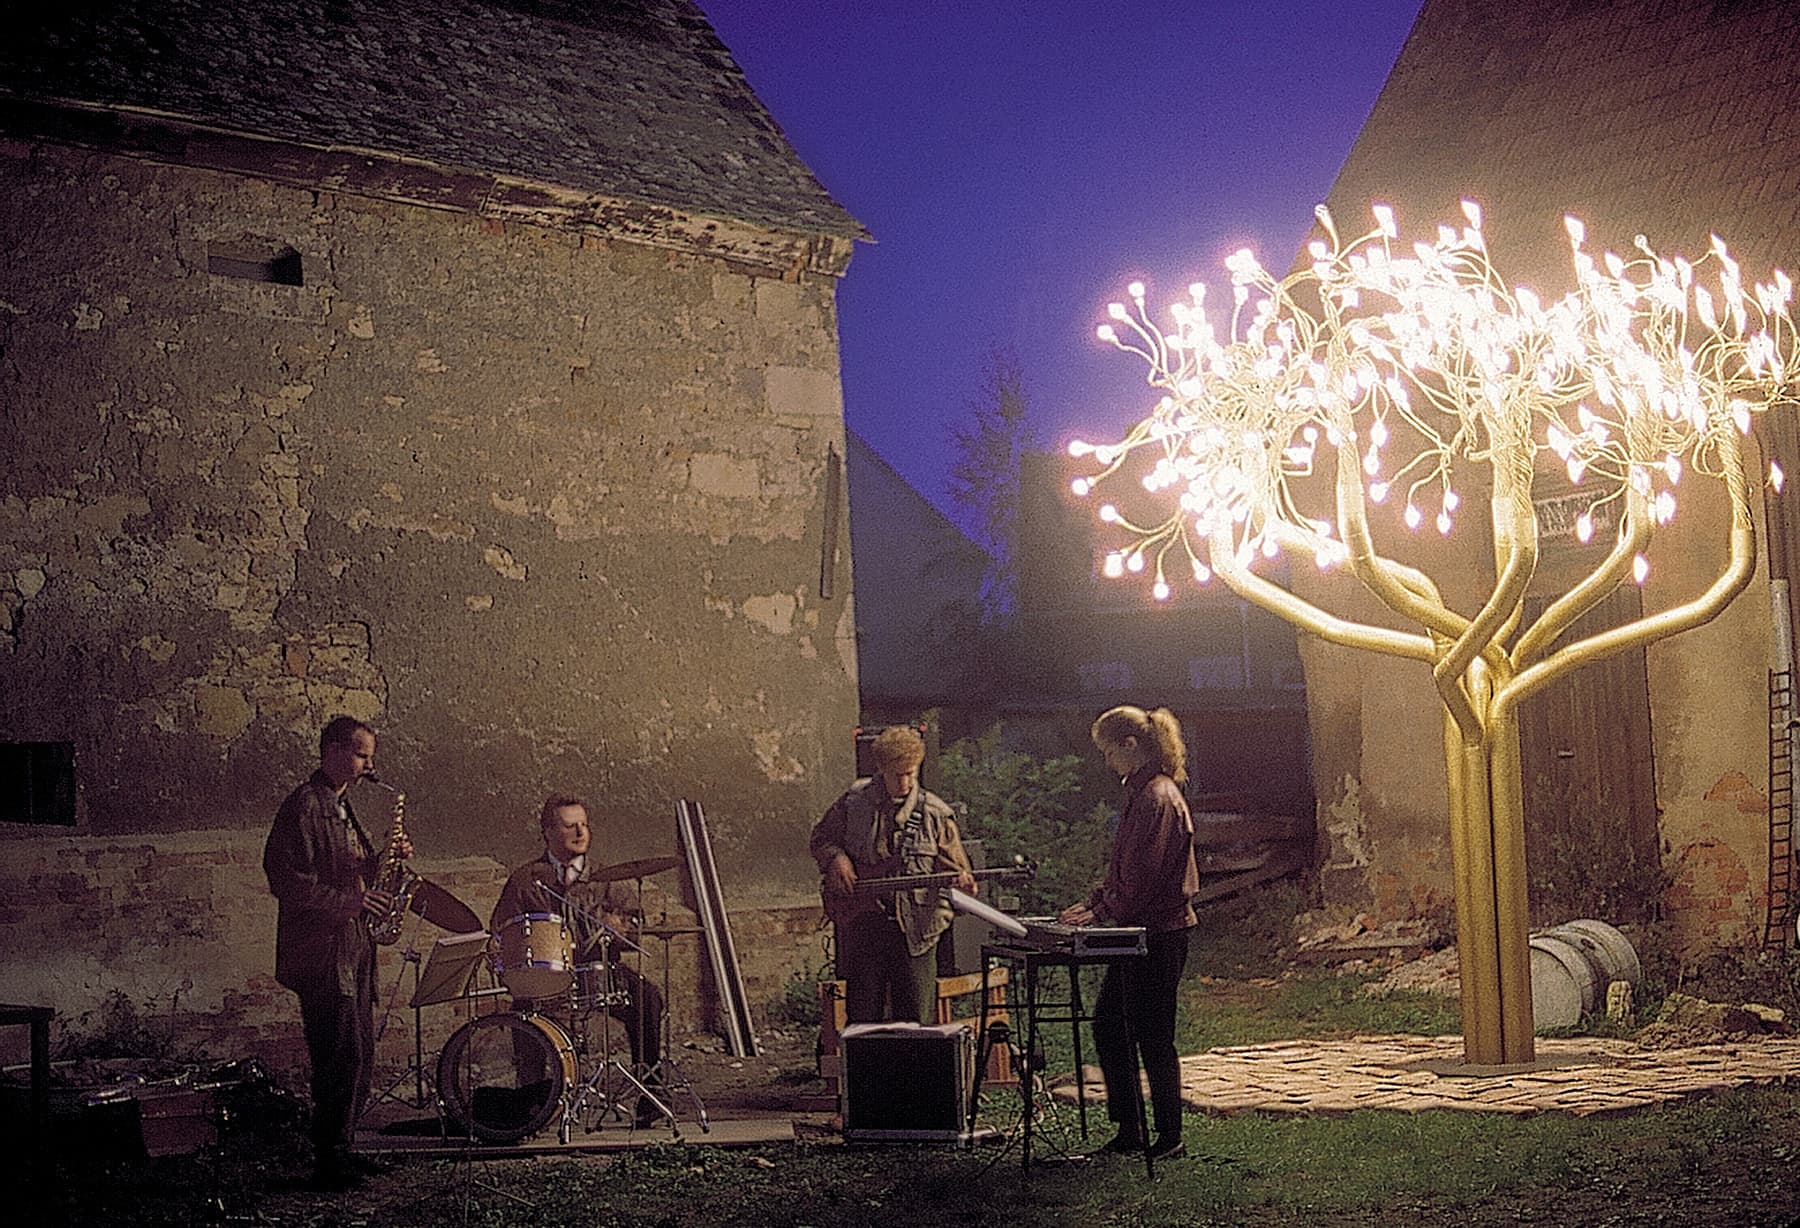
[821,855,1036,925]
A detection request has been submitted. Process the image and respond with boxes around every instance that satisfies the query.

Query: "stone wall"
[0,829,827,1083]
[0,139,860,1051]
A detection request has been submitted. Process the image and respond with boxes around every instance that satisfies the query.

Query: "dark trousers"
[518,959,666,1072]
[295,966,375,1166]
[590,961,666,1070]
[1092,927,1190,1140]
[837,911,936,1025]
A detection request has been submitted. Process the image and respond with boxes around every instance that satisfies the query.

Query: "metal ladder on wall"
[1765,668,1796,952]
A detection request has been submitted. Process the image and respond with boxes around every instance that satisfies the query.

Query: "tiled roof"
[1323,0,1800,282]
[0,0,865,241]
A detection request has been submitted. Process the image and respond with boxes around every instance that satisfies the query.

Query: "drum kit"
[414,855,709,1145]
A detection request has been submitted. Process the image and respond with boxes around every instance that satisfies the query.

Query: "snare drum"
[571,960,632,1011]
[437,1011,576,1143]
[494,912,573,999]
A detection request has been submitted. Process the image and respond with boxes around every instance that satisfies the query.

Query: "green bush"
[938,728,1111,916]
[767,965,824,1028]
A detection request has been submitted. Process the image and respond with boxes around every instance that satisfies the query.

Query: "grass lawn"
[23,880,1800,1226]
[21,957,1800,1227]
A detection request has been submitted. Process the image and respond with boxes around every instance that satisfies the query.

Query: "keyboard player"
[1057,705,1199,1164]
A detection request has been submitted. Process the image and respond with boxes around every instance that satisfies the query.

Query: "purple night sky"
[699,1,1425,531]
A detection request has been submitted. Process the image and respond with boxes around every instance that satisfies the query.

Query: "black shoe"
[1146,1135,1186,1161]
[1091,1131,1145,1157]
[308,1162,363,1193]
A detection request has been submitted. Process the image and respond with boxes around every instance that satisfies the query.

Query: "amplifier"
[840,1022,972,1144]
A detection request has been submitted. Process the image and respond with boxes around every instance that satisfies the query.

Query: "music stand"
[372,932,490,1111]
[413,932,491,1009]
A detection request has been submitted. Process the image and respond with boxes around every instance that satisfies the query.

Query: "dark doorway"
[1517,586,1661,924]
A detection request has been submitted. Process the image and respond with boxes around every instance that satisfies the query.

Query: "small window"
[1273,660,1309,691]
[1188,655,1246,690]
[208,245,304,286]
[0,741,77,826]
[1078,661,1132,692]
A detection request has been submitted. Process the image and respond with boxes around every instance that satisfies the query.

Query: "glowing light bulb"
[1152,580,1171,601]
[1107,302,1128,320]
[1099,504,1118,523]
[1070,478,1091,496]
[1775,461,1787,493]
[1576,512,1594,544]
[1103,553,1124,578]
[1067,439,1091,457]
[1404,504,1422,530]
[1126,552,1146,573]
[1373,203,1397,237]
[1369,481,1389,503]
[1436,510,1453,535]
[1096,324,1116,343]
[1633,554,1650,585]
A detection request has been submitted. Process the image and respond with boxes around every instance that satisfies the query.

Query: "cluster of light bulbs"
[1070,201,1798,600]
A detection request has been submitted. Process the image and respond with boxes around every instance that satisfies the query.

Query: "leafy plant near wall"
[55,990,179,1061]
[767,964,824,1028]
[1525,772,1669,926]
[939,728,1112,916]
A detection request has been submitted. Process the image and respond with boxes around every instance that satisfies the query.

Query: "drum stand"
[637,920,709,1131]
[559,933,675,1140]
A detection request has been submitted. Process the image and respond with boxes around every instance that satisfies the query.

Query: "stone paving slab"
[1058,1029,1800,1116]
[1164,1034,1800,1117]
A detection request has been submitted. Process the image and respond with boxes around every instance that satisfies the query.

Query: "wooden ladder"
[1765,669,1795,952]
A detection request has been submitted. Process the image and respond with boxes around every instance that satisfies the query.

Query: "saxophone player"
[263,715,412,1191]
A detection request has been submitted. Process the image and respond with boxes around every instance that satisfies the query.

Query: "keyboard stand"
[974,942,1153,1178]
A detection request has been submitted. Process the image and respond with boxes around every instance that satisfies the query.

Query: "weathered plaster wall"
[0,830,826,1077]
[1292,526,1472,922]
[1642,476,1774,951]
[0,140,859,1042]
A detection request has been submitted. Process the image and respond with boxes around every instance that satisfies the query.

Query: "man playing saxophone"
[263,715,412,1191]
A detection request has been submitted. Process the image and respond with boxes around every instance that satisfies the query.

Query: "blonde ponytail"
[1091,704,1188,786]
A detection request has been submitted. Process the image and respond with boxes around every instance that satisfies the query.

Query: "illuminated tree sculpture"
[1071,202,1799,1064]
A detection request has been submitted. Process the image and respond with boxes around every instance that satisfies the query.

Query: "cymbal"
[407,878,484,934]
[591,855,682,883]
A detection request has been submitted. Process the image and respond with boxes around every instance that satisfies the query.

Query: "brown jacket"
[1086,766,1198,933]
[263,769,374,995]
[810,778,971,956]
[491,854,640,964]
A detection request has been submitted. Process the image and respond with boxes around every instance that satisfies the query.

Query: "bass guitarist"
[810,725,975,1024]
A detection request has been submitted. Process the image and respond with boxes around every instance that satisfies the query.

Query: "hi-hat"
[592,855,682,882]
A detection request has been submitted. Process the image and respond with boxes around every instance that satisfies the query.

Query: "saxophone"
[364,774,422,946]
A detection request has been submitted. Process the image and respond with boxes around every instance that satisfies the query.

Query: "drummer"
[491,793,666,1118]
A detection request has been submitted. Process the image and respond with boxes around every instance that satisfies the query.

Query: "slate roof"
[1322,0,1800,283]
[0,0,865,241]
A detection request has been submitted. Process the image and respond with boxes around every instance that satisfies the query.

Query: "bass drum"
[437,1012,576,1143]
